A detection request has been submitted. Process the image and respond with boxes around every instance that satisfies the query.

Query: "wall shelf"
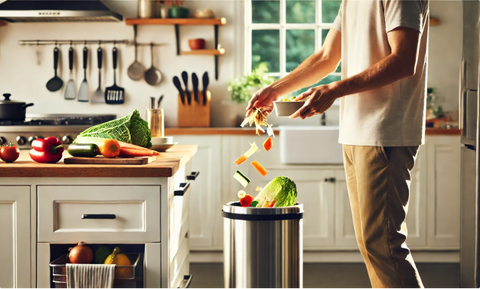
[125,18,227,80]
[125,18,226,26]
[181,48,225,55]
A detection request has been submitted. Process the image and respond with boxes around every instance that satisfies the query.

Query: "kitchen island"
[0,145,198,288]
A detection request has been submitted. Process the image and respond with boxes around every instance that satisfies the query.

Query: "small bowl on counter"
[273,100,305,117]
[151,136,177,152]
[188,38,206,50]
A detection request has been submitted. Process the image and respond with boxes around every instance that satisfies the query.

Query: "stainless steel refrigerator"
[460,0,479,287]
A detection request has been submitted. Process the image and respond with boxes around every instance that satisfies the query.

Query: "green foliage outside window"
[228,63,275,104]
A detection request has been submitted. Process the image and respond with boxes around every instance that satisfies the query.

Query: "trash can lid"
[222,201,304,221]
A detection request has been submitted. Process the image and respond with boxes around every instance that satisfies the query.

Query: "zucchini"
[67,143,100,157]
[233,170,250,188]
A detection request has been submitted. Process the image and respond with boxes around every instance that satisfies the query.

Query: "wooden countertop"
[165,127,461,136]
[0,145,197,178]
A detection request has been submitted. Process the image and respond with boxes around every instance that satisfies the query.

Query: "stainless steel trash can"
[223,202,304,288]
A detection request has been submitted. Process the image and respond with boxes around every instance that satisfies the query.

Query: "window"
[245,0,341,96]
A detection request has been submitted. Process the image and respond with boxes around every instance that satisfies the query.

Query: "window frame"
[244,0,340,80]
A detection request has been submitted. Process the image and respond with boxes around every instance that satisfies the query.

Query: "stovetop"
[0,114,117,126]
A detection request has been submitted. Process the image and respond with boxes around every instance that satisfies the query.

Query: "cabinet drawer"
[169,182,190,253]
[38,186,161,243]
[169,235,189,286]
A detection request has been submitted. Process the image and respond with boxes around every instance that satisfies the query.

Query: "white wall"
[0,0,463,127]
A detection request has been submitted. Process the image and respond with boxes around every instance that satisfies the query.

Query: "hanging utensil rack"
[18,40,130,45]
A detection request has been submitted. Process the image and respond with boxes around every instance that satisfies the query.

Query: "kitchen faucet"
[321,113,327,126]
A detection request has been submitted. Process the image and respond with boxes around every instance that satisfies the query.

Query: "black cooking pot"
[0,93,34,121]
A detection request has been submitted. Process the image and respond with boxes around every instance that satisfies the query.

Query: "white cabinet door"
[425,135,461,248]
[405,145,427,249]
[0,186,31,288]
[334,169,357,249]
[248,168,336,249]
[175,135,222,250]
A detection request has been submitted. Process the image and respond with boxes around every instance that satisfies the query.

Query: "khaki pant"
[343,145,424,288]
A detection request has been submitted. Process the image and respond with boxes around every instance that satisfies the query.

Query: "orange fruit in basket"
[104,247,132,278]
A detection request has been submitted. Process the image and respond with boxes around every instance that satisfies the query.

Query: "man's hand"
[245,86,281,117]
[289,83,338,119]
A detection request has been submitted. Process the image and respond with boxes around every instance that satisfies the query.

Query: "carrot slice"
[251,160,267,177]
[235,155,247,165]
[263,137,272,151]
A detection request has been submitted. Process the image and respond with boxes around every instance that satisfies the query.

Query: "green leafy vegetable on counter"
[254,176,297,207]
[74,110,152,148]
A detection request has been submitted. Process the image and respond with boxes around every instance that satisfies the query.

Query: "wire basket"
[50,253,143,288]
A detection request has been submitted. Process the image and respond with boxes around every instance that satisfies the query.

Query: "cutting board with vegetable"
[64,156,156,165]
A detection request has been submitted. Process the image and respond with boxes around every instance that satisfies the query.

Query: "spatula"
[77,46,89,102]
[105,46,125,104]
[64,46,76,100]
[91,46,105,103]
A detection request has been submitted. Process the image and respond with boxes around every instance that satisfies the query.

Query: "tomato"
[0,144,20,163]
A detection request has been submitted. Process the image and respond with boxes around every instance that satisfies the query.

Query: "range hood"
[0,0,123,22]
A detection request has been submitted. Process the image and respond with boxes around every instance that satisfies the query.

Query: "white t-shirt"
[332,0,429,146]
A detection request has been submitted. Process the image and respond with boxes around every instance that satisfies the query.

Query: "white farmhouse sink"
[279,126,343,164]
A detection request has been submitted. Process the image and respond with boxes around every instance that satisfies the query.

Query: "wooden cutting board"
[64,156,156,165]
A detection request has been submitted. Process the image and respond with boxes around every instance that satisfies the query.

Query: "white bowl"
[273,101,305,117]
[152,136,173,145]
[151,142,178,152]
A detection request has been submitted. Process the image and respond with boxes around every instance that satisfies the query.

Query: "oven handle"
[178,274,193,288]
[174,182,191,196]
[81,214,116,219]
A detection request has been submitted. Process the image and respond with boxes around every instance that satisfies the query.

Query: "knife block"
[177,90,211,127]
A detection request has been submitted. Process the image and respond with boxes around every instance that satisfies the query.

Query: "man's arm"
[290,26,421,119]
[270,28,342,96]
[246,28,342,113]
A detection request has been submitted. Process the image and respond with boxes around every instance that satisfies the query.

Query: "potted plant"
[228,63,275,104]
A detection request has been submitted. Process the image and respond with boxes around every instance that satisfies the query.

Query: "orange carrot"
[251,160,267,176]
[119,148,160,157]
[263,137,272,151]
[235,155,247,165]
[116,141,160,157]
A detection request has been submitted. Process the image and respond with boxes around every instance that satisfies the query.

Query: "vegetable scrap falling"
[235,108,298,208]
[241,108,275,137]
[238,190,258,207]
[254,176,297,207]
[251,160,267,177]
[238,191,254,207]
[235,142,258,165]
[233,170,250,187]
[263,137,272,151]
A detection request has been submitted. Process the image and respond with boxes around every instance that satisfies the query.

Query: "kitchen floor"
[190,262,460,288]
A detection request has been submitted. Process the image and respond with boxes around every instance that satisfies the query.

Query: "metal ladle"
[127,25,145,81]
[145,42,162,86]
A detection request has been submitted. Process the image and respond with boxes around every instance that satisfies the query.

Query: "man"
[246,0,429,287]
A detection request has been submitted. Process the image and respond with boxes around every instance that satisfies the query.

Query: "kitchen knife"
[157,94,164,108]
[181,71,191,105]
[173,76,185,105]
[150,96,155,109]
[192,73,199,103]
[202,72,209,106]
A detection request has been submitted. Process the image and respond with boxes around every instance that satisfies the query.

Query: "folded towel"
[66,263,116,288]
